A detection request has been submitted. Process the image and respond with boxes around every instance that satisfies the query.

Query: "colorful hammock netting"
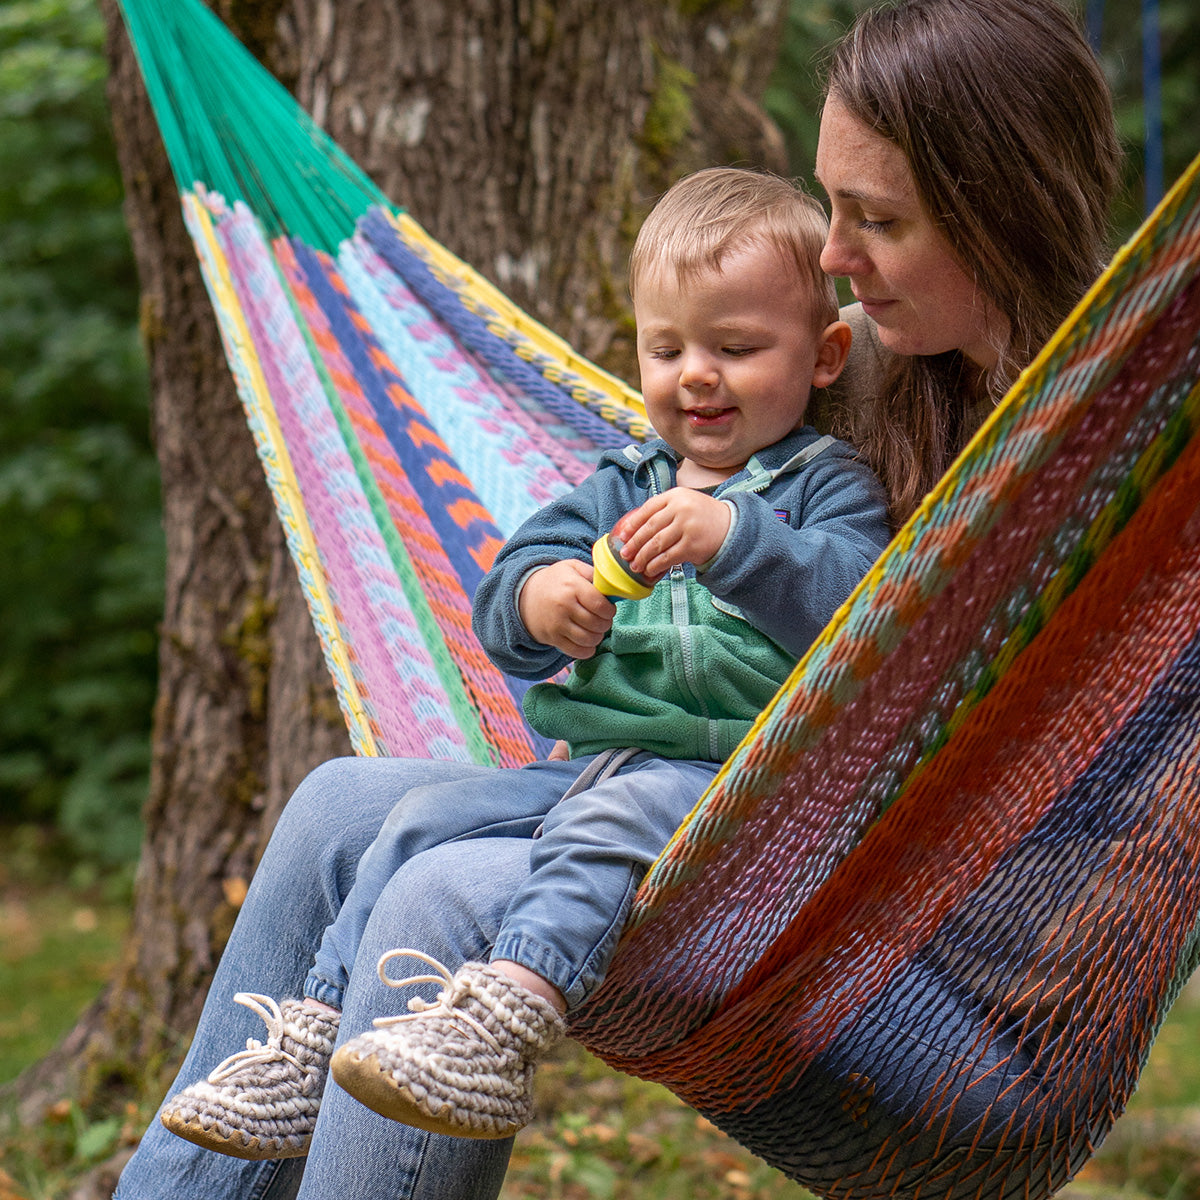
[119,1,1200,1196]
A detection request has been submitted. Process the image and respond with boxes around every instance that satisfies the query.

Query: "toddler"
[160,167,890,1157]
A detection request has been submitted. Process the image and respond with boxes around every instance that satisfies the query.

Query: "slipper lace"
[208,992,304,1082]
[372,948,503,1054]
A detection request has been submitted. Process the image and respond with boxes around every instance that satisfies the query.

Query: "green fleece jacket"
[472,427,890,761]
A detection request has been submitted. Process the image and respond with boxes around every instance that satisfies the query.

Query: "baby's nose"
[679,350,718,389]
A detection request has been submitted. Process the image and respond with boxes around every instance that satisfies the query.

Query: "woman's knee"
[252,759,380,901]
[274,757,377,834]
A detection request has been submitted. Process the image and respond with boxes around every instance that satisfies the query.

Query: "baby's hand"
[613,488,732,580]
[518,559,616,659]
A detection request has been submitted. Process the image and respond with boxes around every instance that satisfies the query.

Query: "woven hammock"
[118,2,1200,1196]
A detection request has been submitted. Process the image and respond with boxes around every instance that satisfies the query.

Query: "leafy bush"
[0,0,160,865]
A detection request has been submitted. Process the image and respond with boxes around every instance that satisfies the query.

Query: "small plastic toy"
[591,533,655,599]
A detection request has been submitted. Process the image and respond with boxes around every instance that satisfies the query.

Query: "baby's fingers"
[558,616,609,658]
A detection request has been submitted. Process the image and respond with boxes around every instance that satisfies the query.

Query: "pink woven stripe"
[219,207,473,760]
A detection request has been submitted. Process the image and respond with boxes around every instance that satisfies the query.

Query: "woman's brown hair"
[824,0,1121,522]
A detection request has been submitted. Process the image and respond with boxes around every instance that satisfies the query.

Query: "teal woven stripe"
[117,0,386,252]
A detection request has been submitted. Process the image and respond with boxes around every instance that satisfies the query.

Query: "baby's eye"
[722,346,756,357]
[648,347,680,360]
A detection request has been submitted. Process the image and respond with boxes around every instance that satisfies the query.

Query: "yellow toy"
[591,533,654,600]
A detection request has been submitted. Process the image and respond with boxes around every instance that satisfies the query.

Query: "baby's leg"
[492,754,719,1009]
[298,836,531,1198]
[152,756,602,1159]
[331,754,719,1138]
[303,756,594,1010]
[140,757,492,1171]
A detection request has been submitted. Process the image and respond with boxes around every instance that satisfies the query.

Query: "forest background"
[1,0,1198,1197]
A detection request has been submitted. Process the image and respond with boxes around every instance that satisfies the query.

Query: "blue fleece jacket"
[472,426,890,760]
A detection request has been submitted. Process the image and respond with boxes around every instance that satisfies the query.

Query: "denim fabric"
[303,756,587,1008]
[490,754,719,1007]
[113,751,713,1199]
[304,754,717,1013]
[114,757,515,1200]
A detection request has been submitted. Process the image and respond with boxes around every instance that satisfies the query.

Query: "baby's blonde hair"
[630,167,837,329]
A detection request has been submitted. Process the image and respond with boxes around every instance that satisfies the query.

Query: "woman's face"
[815,95,1006,369]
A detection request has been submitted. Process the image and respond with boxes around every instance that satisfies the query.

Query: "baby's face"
[634,242,821,484]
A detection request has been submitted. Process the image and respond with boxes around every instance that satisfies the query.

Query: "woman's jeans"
[114,752,714,1200]
[304,753,718,1011]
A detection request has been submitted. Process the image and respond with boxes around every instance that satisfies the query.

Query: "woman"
[114,1,1120,1196]
[813,0,1119,525]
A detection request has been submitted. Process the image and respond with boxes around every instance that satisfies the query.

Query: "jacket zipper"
[649,451,718,758]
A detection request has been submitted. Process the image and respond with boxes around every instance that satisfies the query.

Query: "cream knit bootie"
[331,950,566,1139]
[160,993,339,1160]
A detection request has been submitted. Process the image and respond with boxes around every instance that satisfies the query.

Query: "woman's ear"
[811,320,853,388]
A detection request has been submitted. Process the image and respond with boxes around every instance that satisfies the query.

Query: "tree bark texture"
[41,0,787,1113]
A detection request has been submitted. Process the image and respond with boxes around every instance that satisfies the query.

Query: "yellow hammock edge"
[184,192,381,758]
[387,210,650,430]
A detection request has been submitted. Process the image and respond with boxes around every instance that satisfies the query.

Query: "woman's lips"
[857,295,897,321]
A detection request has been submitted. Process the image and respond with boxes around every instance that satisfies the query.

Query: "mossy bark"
[22,0,786,1122]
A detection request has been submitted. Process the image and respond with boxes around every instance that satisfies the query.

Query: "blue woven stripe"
[292,240,494,599]
[360,208,631,451]
[291,238,553,755]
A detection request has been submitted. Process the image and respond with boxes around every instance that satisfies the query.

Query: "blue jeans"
[115,757,515,1200]
[304,753,718,1010]
[114,752,714,1199]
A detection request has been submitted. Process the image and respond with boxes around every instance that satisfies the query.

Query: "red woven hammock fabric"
[569,170,1200,1198]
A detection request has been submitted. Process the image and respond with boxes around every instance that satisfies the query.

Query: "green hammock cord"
[117,0,389,252]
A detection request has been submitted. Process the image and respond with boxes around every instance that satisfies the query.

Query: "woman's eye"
[859,217,896,234]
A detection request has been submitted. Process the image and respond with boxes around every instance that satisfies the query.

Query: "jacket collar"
[609,425,828,487]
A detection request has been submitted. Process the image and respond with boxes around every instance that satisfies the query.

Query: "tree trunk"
[28,0,786,1116]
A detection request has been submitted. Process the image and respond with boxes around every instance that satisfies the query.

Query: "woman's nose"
[821,221,863,279]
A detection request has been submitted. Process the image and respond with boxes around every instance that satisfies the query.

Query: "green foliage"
[0,0,160,865]
[764,0,874,191]
[1088,0,1200,238]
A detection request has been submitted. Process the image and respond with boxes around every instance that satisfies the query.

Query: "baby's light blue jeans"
[114,751,715,1200]
[303,751,718,1012]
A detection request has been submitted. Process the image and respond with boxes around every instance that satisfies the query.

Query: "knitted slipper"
[331,950,565,1139]
[160,993,339,1160]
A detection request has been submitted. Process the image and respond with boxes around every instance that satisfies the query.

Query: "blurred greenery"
[0,0,160,867]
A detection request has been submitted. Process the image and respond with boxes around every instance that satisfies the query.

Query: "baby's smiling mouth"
[684,406,734,424]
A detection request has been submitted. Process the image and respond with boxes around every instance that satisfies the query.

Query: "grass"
[507,1048,812,1200]
[1,834,1198,1200]
[0,829,130,1086]
[0,827,138,1200]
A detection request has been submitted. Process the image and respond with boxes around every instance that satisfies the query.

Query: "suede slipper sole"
[330,1044,521,1140]
[160,1107,311,1160]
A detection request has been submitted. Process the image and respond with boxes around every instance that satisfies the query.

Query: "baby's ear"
[812,320,852,388]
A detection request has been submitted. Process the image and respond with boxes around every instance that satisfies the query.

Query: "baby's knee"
[355,840,531,971]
